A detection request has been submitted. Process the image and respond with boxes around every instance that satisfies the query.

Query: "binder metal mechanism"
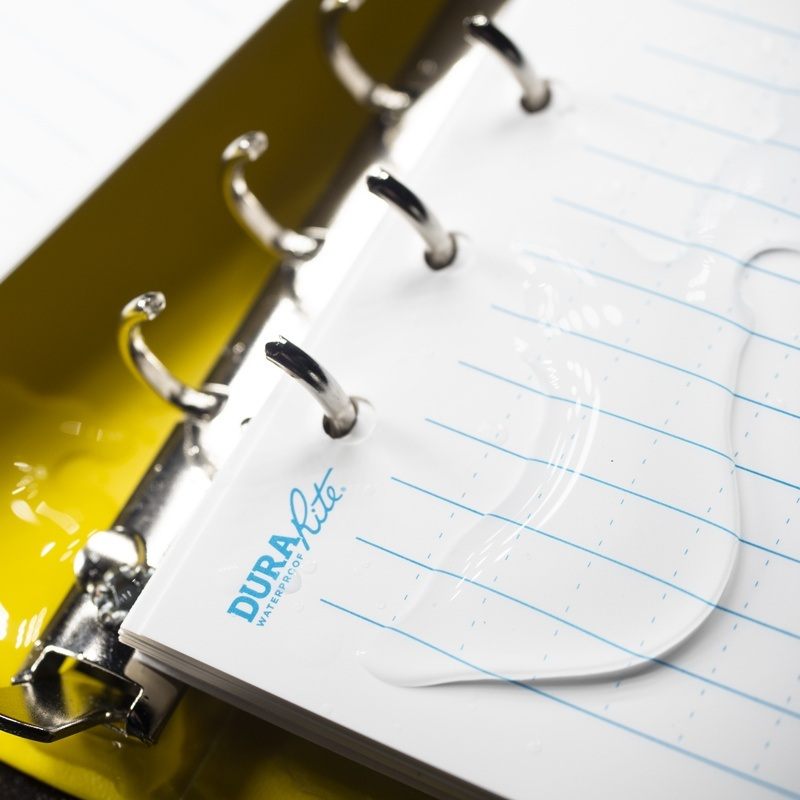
[0,3,545,744]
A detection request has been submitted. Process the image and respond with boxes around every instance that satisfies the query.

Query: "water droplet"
[526,738,543,754]
[416,58,438,78]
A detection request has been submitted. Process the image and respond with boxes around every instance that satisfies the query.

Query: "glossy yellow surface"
[0,0,441,796]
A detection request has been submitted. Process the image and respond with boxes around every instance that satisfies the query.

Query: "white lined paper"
[122,0,800,796]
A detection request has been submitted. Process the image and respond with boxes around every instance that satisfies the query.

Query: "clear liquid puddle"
[361,231,753,687]
[351,73,800,687]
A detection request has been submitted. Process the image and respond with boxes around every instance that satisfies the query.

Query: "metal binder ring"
[221,131,326,262]
[119,292,228,420]
[366,167,457,269]
[265,337,358,438]
[320,0,412,114]
[464,15,550,113]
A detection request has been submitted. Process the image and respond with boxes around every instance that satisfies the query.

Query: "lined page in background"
[0,0,285,280]
[122,1,800,797]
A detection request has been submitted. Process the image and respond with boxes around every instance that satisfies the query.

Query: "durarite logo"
[227,467,344,625]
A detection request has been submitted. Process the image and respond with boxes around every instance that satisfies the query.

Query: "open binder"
[4,0,800,797]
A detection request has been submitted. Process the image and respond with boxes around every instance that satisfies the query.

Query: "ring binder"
[320,0,413,115]
[119,292,229,420]
[366,167,457,269]
[463,14,550,112]
[221,131,327,261]
[265,337,358,438]
[0,0,499,761]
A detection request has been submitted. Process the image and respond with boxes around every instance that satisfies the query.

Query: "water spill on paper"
[361,231,752,686]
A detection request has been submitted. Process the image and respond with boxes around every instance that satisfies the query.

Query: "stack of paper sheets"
[122,0,800,796]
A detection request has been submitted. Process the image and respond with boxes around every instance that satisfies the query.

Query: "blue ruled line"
[459,359,800,494]
[646,45,800,96]
[519,247,800,353]
[554,196,800,286]
[424,417,800,566]
[491,301,800,422]
[425,417,744,540]
[585,145,800,220]
[354,535,799,720]
[389,476,800,641]
[672,0,800,41]
[320,599,800,799]
[460,360,731,461]
[737,464,800,492]
[615,95,800,155]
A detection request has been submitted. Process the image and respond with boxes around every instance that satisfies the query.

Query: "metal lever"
[221,131,326,262]
[0,527,183,744]
[0,670,131,743]
[320,0,412,114]
[464,14,550,113]
[119,292,228,420]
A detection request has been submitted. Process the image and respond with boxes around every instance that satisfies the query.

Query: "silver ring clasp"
[119,292,228,420]
[464,14,550,113]
[221,131,325,262]
[265,337,358,438]
[366,167,457,269]
[320,0,412,114]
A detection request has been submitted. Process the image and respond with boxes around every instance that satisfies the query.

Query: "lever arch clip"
[0,527,182,743]
[320,0,412,114]
[119,292,228,420]
[222,132,326,262]
[265,337,358,438]
[464,14,550,112]
[74,528,153,629]
[367,167,457,269]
